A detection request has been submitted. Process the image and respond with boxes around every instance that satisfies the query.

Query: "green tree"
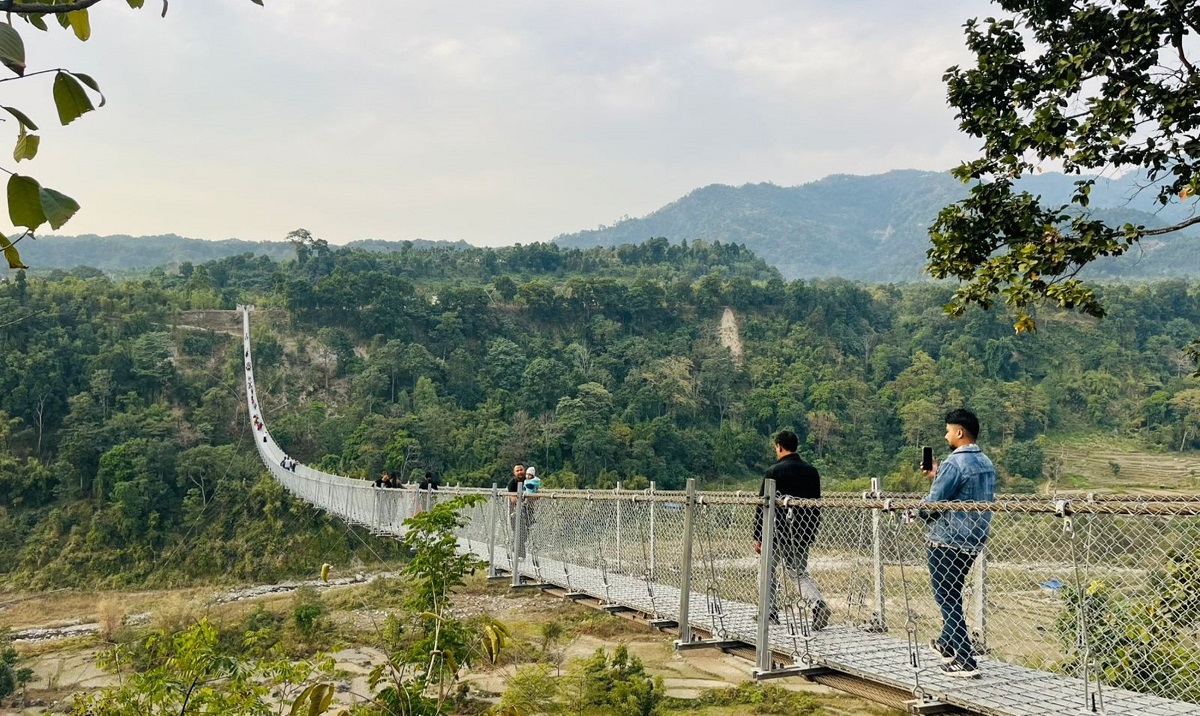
[929,1,1200,349]
[72,619,339,716]
[1170,388,1200,451]
[0,627,32,702]
[1002,440,1044,481]
[367,495,507,716]
[495,664,559,716]
[1055,551,1200,703]
[561,646,664,716]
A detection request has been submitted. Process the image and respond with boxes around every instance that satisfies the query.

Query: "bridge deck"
[459,538,1200,716]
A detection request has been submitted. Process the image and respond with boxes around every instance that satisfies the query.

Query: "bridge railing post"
[973,546,987,652]
[511,487,526,587]
[424,486,433,513]
[870,477,886,632]
[755,479,778,674]
[615,481,622,574]
[648,481,657,580]
[676,478,697,646]
[487,483,499,579]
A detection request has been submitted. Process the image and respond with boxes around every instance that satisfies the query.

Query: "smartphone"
[921,446,934,473]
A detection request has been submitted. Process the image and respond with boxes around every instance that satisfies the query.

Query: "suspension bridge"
[240,307,1200,716]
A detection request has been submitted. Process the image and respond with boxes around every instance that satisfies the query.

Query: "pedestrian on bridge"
[920,408,996,679]
[754,430,829,630]
[507,463,532,558]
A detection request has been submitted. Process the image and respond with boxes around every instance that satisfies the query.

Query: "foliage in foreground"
[73,498,509,716]
[497,649,819,716]
[366,494,509,715]
[662,681,818,714]
[930,0,1200,357]
[71,619,341,716]
[1055,549,1200,702]
[497,645,665,716]
[0,0,264,272]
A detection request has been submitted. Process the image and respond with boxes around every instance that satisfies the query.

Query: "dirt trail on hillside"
[718,308,742,366]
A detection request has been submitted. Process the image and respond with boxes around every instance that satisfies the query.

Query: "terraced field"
[1048,436,1200,493]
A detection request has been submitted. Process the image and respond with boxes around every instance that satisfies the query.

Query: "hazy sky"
[15,0,994,246]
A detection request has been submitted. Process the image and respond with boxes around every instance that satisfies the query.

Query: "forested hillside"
[15,234,470,273]
[1,237,1199,587]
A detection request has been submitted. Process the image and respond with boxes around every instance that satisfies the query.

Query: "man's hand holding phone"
[920,446,938,478]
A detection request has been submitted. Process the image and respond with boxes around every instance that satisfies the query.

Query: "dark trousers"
[927,544,978,666]
[509,508,531,559]
[767,536,813,617]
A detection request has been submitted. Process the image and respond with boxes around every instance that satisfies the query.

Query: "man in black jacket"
[753,430,829,630]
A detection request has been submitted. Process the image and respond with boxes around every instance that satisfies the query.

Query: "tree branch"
[1171,32,1197,77]
[1141,213,1200,236]
[0,68,67,84]
[0,0,104,14]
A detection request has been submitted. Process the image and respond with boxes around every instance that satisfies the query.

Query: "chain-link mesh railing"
[241,308,1200,715]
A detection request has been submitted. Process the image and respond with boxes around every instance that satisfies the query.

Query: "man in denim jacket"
[920,408,995,679]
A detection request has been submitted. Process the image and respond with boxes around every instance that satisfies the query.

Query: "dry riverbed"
[1,575,898,715]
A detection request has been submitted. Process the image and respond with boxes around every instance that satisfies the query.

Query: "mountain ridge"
[10,169,1200,280]
[555,169,1200,281]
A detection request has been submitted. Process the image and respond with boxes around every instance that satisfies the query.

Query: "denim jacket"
[923,444,996,552]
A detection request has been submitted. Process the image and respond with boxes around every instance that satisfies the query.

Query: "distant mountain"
[554,170,1200,281]
[11,234,470,272]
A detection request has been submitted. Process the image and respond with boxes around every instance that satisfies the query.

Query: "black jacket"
[753,453,821,543]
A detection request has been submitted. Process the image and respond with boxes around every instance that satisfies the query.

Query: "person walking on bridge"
[754,430,829,630]
[920,408,996,679]
[507,463,531,558]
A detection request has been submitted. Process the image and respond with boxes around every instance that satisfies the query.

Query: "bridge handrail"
[292,483,1200,515]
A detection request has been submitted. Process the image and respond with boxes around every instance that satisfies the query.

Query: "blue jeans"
[927,545,978,667]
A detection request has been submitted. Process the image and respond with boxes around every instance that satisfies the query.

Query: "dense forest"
[1,236,1199,587]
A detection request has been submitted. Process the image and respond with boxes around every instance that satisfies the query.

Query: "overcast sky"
[14,0,994,246]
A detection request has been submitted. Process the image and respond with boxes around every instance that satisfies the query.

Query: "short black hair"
[775,430,799,453]
[513,462,525,469]
[945,408,980,440]
[425,471,433,479]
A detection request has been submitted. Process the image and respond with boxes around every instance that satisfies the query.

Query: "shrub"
[663,681,819,714]
[1055,550,1200,702]
[0,628,33,702]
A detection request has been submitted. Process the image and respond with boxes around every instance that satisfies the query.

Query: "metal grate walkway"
[460,537,1200,716]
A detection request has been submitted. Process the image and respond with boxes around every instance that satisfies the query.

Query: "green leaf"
[2,106,38,132]
[250,0,264,5]
[126,0,145,7]
[52,72,94,126]
[56,13,70,30]
[0,234,27,269]
[39,187,80,230]
[67,10,91,42]
[0,23,26,76]
[7,175,44,230]
[71,72,105,107]
[24,14,47,32]
[14,132,39,162]
[290,685,314,716]
[309,684,332,716]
